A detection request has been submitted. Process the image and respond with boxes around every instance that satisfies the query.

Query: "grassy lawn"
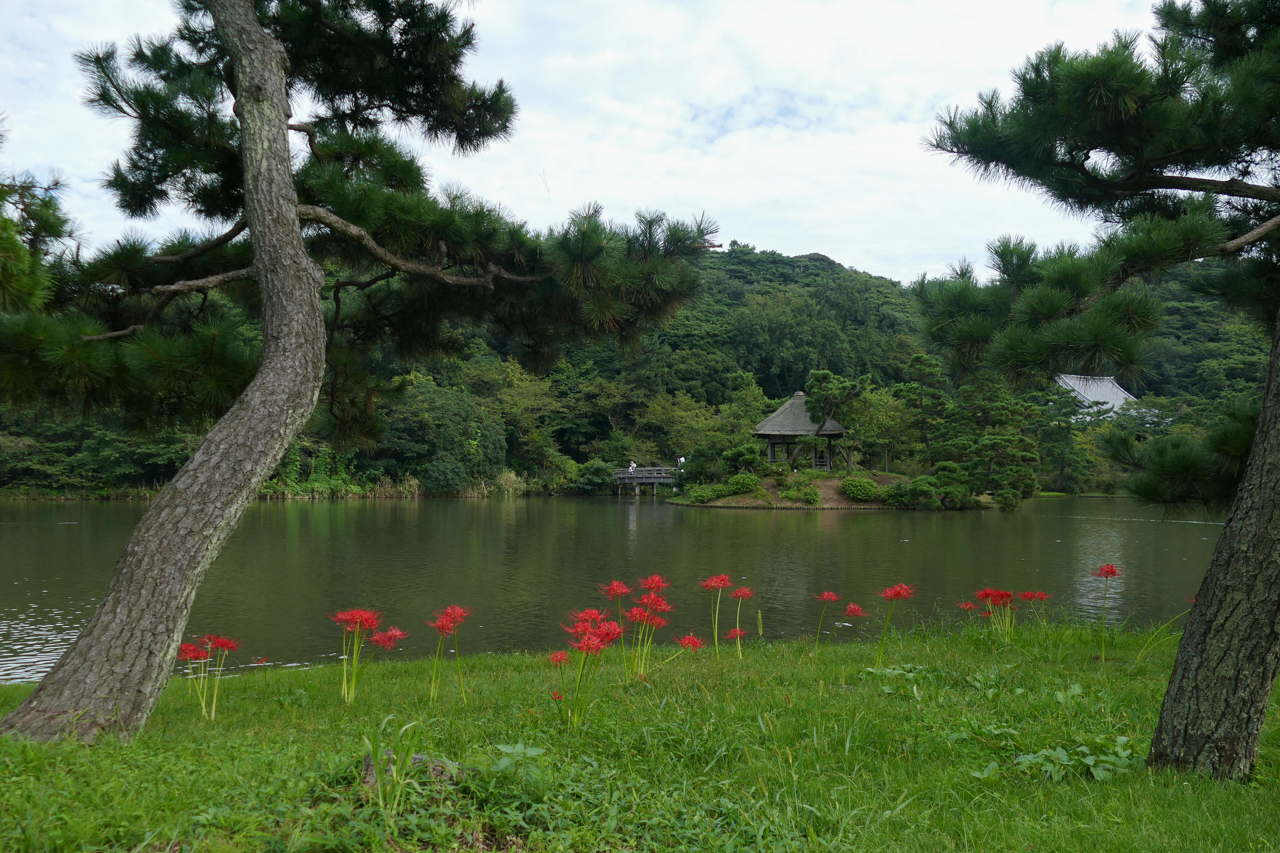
[2,624,1278,852]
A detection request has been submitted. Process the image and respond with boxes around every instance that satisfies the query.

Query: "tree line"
[2,242,1267,501]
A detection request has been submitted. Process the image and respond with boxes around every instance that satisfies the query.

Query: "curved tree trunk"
[0,0,325,743]
[1148,316,1280,780]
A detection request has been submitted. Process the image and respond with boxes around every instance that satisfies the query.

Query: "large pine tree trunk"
[1147,317,1280,780]
[0,0,325,743]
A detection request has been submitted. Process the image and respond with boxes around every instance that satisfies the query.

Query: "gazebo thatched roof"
[753,391,845,437]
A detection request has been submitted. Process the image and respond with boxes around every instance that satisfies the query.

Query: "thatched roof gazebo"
[753,391,846,470]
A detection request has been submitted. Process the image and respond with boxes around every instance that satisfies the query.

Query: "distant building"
[1054,374,1136,417]
[753,391,846,470]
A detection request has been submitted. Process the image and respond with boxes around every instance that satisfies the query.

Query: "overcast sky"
[2,0,1157,283]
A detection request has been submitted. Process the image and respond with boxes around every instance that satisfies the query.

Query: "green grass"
[3,624,1279,852]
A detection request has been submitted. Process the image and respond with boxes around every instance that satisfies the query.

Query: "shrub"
[685,484,731,504]
[570,459,617,496]
[882,480,911,508]
[726,472,762,494]
[839,477,880,501]
[781,483,821,505]
[994,489,1022,510]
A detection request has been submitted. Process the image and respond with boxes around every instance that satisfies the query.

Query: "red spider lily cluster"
[873,583,916,667]
[623,578,675,678]
[427,605,471,704]
[177,633,241,720]
[328,608,407,705]
[553,607,625,727]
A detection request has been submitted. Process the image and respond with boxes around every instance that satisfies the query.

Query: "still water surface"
[0,497,1221,682]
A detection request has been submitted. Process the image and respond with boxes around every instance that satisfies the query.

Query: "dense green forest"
[1,240,1268,503]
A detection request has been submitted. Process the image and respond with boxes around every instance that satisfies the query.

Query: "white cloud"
[1,0,1156,281]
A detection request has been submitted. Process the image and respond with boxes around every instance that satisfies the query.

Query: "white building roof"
[1055,374,1136,413]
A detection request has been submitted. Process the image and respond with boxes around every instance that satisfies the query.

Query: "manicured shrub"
[726,472,762,494]
[994,488,1022,510]
[839,476,880,501]
[882,480,911,508]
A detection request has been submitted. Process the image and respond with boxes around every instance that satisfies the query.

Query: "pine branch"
[82,324,145,342]
[1220,213,1280,254]
[151,267,258,295]
[149,221,247,265]
[297,204,511,288]
[288,123,323,162]
[79,268,257,341]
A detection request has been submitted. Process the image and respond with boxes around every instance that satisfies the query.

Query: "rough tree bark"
[1148,315,1280,780]
[0,0,326,742]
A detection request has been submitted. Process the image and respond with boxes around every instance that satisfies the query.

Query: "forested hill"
[0,246,1268,499]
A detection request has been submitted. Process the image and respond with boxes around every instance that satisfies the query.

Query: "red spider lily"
[1019,591,1050,601]
[184,633,240,719]
[728,586,756,659]
[623,606,651,624]
[676,634,706,651]
[427,605,473,704]
[204,635,240,653]
[599,580,633,600]
[877,583,916,601]
[569,608,608,624]
[637,591,673,613]
[549,650,569,667]
[569,633,607,655]
[329,609,382,632]
[370,628,407,651]
[440,604,473,625]
[638,574,671,592]
[552,691,564,701]
[976,589,1016,641]
[975,588,1014,608]
[815,591,841,603]
[845,603,868,618]
[647,615,670,630]
[701,576,734,654]
[178,642,209,663]
[874,583,916,666]
[957,601,978,612]
[429,614,460,637]
[1094,565,1121,662]
[252,657,268,665]
[725,628,748,640]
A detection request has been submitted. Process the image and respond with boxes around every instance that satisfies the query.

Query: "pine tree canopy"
[0,1,716,438]
[918,0,1280,509]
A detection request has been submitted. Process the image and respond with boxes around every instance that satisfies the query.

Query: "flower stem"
[735,599,744,660]
[875,602,897,668]
[712,589,722,656]
[1100,577,1109,663]
[455,629,465,704]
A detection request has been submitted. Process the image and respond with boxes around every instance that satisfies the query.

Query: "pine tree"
[922,0,1280,779]
[0,0,715,742]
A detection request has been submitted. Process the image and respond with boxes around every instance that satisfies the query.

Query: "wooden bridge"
[612,466,676,495]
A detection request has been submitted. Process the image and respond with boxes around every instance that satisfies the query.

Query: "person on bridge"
[629,461,637,474]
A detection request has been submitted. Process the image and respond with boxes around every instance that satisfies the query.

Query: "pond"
[0,497,1221,682]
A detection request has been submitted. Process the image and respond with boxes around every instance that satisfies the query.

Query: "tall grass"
[2,624,1278,852]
